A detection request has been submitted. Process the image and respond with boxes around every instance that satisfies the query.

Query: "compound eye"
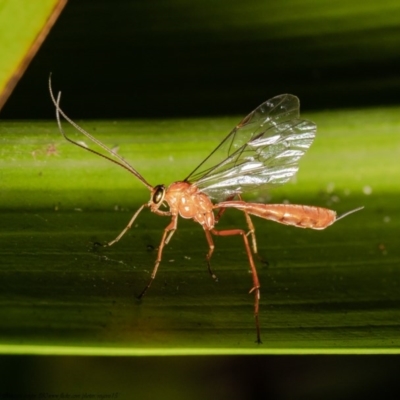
[152,185,165,204]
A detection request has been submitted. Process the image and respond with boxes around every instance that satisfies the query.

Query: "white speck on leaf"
[363,185,372,195]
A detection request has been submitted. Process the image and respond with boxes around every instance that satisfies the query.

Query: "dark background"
[2,355,400,399]
[2,0,400,119]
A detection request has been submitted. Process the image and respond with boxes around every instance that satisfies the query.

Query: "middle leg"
[204,229,218,281]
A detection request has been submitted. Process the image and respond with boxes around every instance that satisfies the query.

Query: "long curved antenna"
[49,74,153,191]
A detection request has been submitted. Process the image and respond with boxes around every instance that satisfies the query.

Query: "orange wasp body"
[49,77,360,343]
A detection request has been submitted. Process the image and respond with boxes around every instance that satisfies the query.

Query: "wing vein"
[185,94,315,201]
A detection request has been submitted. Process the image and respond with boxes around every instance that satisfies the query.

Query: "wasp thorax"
[152,185,165,204]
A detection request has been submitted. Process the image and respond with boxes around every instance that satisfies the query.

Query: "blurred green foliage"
[2,0,400,118]
[0,0,65,110]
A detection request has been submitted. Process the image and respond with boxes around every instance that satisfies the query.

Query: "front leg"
[137,214,178,299]
[105,204,148,247]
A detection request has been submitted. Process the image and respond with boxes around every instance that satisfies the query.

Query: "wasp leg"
[137,214,178,299]
[210,227,262,344]
[204,229,218,281]
[105,204,147,247]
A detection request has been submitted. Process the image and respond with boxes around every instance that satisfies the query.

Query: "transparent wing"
[184,94,316,201]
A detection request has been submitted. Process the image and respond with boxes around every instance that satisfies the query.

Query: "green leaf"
[0,0,67,110]
[0,106,399,355]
